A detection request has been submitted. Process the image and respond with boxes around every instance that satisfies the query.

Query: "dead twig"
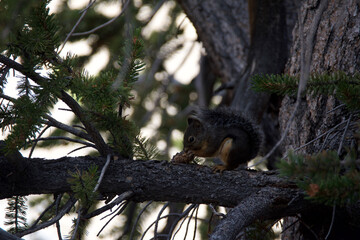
[72,0,130,37]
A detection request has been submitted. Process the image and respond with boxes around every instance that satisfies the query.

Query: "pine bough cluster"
[252,73,360,206]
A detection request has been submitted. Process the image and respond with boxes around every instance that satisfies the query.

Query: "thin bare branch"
[71,154,117,238]
[94,154,111,192]
[67,145,92,155]
[193,205,199,240]
[337,114,352,154]
[209,204,225,217]
[16,197,77,238]
[43,115,93,142]
[141,0,166,24]
[72,0,130,37]
[70,210,82,240]
[297,214,320,240]
[97,201,129,236]
[130,201,153,240]
[29,136,96,149]
[29,194,62,228]
[170,204,197,240]
[140,213,183,240]
[172,41,196,75]
[83,192,133,219]
[28,125,51,158]
[58,0,97,53]
[171,209,190,240]
[184,205,198,240]
[325,203,336,240]
[154,202,170,239]
[55,194,63,240]
[291,120,347,154]
[326,104,346,114]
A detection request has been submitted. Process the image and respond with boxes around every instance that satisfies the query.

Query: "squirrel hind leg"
[213,136,251,173]
[212,137,233,173]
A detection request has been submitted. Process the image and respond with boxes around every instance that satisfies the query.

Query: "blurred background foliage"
[1,0,224,238]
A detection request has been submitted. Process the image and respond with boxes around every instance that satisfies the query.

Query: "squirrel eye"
[188,136,195,143]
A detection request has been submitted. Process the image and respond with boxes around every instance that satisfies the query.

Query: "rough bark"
[0,156,302,208]
[210,188,304,240]
[281,0,360,156]
[176,0,250,83]
[232,0,290,118]
[280,0,360,239]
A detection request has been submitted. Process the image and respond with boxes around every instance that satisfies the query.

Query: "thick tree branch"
[0,155,307,212]
[210,188,304,240]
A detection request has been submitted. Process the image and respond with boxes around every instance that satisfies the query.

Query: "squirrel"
[174,107,262,172]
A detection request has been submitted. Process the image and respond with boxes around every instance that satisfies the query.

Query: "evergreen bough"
[252,72,360,205]
[251,72,360,111]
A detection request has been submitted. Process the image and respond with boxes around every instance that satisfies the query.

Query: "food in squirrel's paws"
[171,151,194,164]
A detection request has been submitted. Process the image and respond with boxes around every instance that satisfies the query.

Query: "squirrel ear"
[187,115,202,127]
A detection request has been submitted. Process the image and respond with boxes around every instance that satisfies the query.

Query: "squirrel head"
[183,115,206,153]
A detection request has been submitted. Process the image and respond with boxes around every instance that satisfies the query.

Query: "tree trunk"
[280,0,360,239]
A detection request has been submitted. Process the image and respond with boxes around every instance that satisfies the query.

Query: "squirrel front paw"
[212,164,227,173]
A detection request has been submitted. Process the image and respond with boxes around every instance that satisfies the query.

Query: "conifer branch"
[0,92,16,102]
[59,91,111,156]
[0,54,110,156]
[0,92,96,153]
[5,196,28,234]
[251,72,360,112]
